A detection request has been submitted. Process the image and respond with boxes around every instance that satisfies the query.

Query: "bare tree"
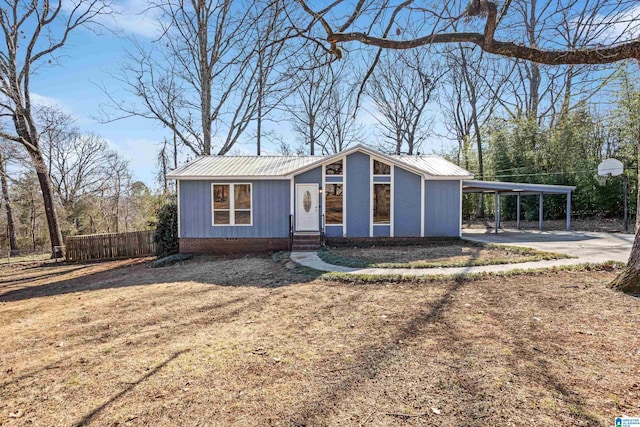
[13,172,46,251]
[320,76,364,154]
[0,144,18,253]
[440,45,510,217]
[440,44,509,176]
[251,1,293,155]
[500,1,618,125]
[44,132,123,209]
[0,0,109,253]
[287,46,336,155]
[81,154,130,234]
[105,0,290,157]
[367,50,440,155]
[37,106,132,233]
[293,0,640,292]
[157,135,179,193]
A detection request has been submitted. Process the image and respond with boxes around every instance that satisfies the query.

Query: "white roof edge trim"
[462,179,576,192]
[425,175,475,181]
[288,144,429,178]
[167,175,292,181]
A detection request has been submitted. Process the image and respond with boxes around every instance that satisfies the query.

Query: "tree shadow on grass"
[0,254,323,303]
[1,291,282,404]
[287,257,604,426]
[288,275,469,425]
[73,349,190,426]
[0,266,85,287]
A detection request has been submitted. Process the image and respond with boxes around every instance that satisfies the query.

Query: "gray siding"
[424,180,461,237]
[179,180,290,238]
[294,167,322,230]
[346,152,370,237]
[394,166,422,237]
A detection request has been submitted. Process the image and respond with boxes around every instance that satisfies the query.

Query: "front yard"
[319,239,570,268]
[0,255,638,426]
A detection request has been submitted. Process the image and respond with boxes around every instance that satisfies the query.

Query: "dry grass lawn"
[322,240,566,268]
[0,255,639,426]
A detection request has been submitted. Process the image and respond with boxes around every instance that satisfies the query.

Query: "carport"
[462,180,576,233]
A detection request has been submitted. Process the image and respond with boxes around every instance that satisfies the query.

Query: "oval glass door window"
[303,191,312,212]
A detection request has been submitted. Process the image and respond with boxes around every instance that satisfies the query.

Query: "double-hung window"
[212,183,252,225]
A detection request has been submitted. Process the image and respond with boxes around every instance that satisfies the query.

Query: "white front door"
[296,184,319,231]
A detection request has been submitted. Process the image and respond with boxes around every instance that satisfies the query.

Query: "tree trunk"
[0,155,19,253]
[28,149,64,254]
[473,115,485,217]
[309,117,315,155]
[173,133,178,170]
[30,192,36,252]
[611,122,640,293]
[197,0,212,156]
[257,52,264,156]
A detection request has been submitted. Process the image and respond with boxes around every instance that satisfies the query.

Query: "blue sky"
[29,5,175,188]
[24,1,463,190]
[32,0,639,189]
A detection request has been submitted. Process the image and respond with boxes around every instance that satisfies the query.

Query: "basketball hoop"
[598,158,623,177]
[597,158,629,232]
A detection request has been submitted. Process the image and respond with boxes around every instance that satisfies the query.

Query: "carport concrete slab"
[462,229,633,263]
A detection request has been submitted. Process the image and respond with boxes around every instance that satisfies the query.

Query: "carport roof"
[462,180,575,195]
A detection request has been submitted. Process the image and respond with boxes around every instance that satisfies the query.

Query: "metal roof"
[166,145,474,179]
[462,180,575,194]
[392,155,473,177]
[166,155,325,179]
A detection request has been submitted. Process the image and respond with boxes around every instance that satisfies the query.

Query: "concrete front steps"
[292,233,321,251]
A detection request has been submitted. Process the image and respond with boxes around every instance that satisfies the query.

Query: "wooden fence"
[65,230,156,261]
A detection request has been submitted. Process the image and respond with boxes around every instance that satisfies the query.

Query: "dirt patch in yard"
[320,240,568,268]
[0,255,638,426]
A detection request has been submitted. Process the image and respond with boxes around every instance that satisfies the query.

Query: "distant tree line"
[0,106,165,254]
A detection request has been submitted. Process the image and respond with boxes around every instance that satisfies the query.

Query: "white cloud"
[590,4,640,44]
[30,93,73,114]
[108,137,160,184]
[63,0,163,38]
[107,0,164,38]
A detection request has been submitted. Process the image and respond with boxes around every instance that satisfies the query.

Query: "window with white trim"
[325,160,343,175]
[212,183,252,225]
[373,160,391,175]
[373,183,391,224]
[325,184,343,224]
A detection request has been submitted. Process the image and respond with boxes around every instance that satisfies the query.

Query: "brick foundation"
[179,237,290,254]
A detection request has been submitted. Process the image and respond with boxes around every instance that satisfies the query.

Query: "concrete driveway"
[462,229,634,263]
[291,229,634,276]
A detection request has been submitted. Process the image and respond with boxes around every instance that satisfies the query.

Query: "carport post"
[539,193,544,231]
[566,192,571,231]
[516,193,521,230]
[494,191,500,234]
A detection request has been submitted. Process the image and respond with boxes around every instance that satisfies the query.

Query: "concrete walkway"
[290,229,633,276]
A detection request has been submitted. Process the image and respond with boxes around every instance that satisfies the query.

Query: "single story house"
[167,144,474,253]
